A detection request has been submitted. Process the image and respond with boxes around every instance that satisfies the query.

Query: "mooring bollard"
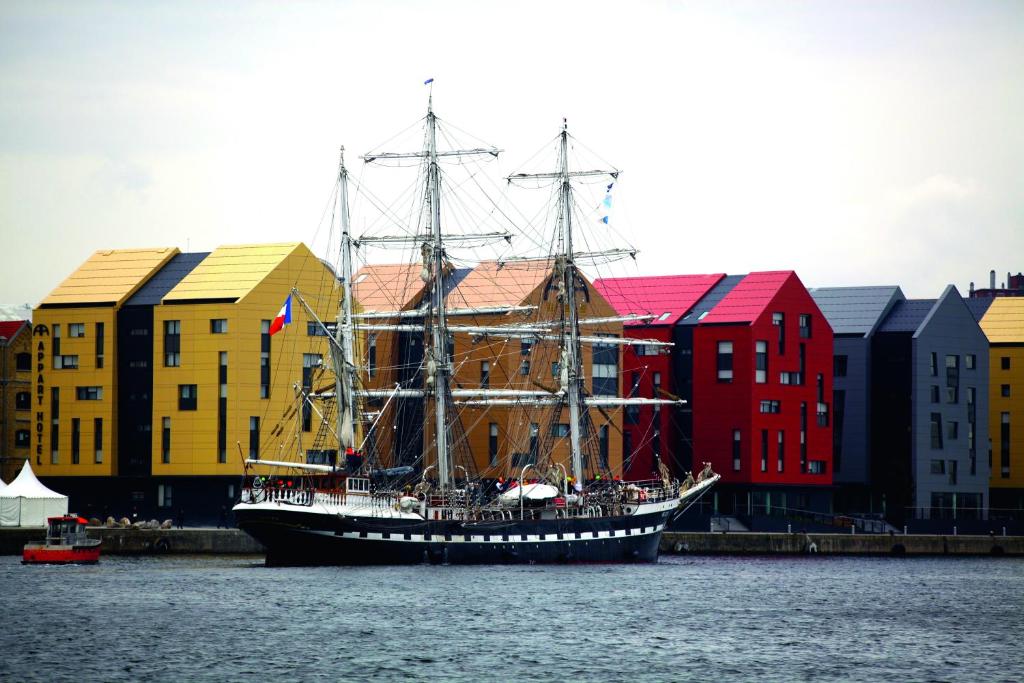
[953,526,957,536]
[787,523,792,533]
[903,525,908,535]
[850,525,855,535]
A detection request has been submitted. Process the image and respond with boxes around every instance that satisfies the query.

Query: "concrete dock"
[1,527,264,556]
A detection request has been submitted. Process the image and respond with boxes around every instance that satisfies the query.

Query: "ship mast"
[557,120,585,484]
[424,92,453,490]
[333,147,358,455]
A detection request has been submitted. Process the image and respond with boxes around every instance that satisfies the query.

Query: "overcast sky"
[1,0,1022,307]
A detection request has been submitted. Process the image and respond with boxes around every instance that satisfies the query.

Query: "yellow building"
[353,259,624,479]
[33,243,340,521]
[0,320,33,483]
[980,298,1024,510]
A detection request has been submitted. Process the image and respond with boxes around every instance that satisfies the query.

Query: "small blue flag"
[600,182,614,225]
[424,78,434,85]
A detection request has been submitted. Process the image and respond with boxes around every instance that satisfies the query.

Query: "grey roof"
[963,297,994,323]
[808,286,902,336]
[877,299,936,333]
[676,275,745,326]
[124,252,210,307]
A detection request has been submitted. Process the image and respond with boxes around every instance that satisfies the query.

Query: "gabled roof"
[448,260,554,309]
[593,274,725,326]
[877,299,936,333]
[963,297,995,323]
[677,275,745,326]
[979,298,1024,344]
[808,286,904,336]
[698,271,794,325]
[351,263,428,312]
[163,243,302,303]
[124,252,210,307]
[0,320,29,342]
[40,247,179,307]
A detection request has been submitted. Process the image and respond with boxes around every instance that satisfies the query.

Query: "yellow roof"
[162,243,305,303]
[40,247,179,307]
[980,298,1024,344]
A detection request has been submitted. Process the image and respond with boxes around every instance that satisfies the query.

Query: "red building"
[593,275,723,480]
[597,271,835,520]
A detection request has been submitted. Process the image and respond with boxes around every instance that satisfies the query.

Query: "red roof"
[0,320,28,341]
[698,271,794,324]
[593,274,725,326]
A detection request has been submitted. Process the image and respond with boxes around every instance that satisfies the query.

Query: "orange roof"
[447,260,553,309]
[40,247,179,307]
[979,298,1024,344]
[352,263,427,311]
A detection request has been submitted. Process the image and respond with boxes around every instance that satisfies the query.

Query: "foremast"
[333,147,358,454]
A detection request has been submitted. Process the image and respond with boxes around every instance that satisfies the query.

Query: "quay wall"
[0,528,264,556]
[661,531,1024,556]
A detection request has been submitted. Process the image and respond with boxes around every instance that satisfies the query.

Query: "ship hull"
[235,505,672,566]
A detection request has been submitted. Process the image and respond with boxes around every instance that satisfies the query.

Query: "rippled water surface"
[1,554,1022,682]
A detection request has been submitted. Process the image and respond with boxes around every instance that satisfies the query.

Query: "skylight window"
[698,311,709,320]
[658,312,671,321]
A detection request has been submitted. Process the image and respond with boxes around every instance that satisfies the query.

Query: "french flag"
[269,295,292,336]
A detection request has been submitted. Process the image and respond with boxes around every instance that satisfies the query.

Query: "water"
[1,554,1022,683]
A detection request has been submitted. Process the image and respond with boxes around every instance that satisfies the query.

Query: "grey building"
[809,286,904,512]
[872,285,990,526]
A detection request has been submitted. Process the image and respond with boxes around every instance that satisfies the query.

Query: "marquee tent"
[0,460,68,527]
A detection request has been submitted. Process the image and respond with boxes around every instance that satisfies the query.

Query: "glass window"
[772,312,785,354]
[799,314,811,339]
[178,384,197,411]
[1001,384,1011,398]
[480,361,490,388]
[717,341,733,382]
[488,423,499,467]
[591,336,618,396]
[249,416,260,459]
[69,323,85,338]
[1001,356,1010,370]
[965,354,976,370]
[755,341,768,383]
[210,319,228,334]
[75,386,103,400]
[15,391,30,410]
[162,417,171,464]
[732,429,741,471]
[833,355,847,378]
[164,320,181,367]
[261,320,271,397]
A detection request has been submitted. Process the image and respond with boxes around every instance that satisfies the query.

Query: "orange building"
[0,320,32,483]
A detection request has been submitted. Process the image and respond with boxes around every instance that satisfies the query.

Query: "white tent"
[0,460,68,527]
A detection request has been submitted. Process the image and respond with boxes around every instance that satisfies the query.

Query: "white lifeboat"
[498,482,559,506]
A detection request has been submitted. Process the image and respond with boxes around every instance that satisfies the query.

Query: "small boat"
[22,515,102,564]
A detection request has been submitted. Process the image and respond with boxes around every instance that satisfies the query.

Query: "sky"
[1,0,1022,307]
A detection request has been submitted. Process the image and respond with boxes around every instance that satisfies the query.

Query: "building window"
[759,400,781,414]
[520,339,532,376]
[652,428,661,457]
[717,341,734,382]
[50,388,59,464]
[755,341,768,383]
[732,429,741,471]
[773,312,785,354]
[626,372,640,424]
[16,352,30,371]
[947,421,958,440]
[800,402,808,473]
[164,320,181,367]
[816,401,829,427]
[94,417,103,464]
[1001,412,1010,477]
[210,319,228,334]
[799,314,811,339]
[591,337,618,396]
[157,484,173,508]
[75,386,103,400]
[1001,356,1010,370]
[930,459,945,475]
[930,352,938,377]
[798,344,806,385]
[249,416,260,459]
[302,353,321,433]
[529,423,539,462]
[15,429,30,448]
[652,372,661,399]
[71,418,80,464]
[760,430,768,472]
[69,323,85,338]
[178,384,197,411]
[307,321,329,337]
[1001,384,1011,398]
[480,361,490,389]
[162,417,171,464]
[965,354,976,370]
[930,413,943,449]
[599,424,610,470]
[551,423,570,438]
[777,430,785,472]
[260,320,271,397]
[808,460,826,474]
[946,385,959,404]
[219,352,228,463]
[52,323,60,360]
[54,355,79,369]
[834,355,847,378]
[551,361,561,380]
[489,423,499,467]
[520,358,530,376]
[15,391,30,410]
[94,322,104,369]
[930,385,940,403]
[367,333,377,380]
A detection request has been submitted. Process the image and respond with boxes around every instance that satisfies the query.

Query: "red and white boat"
[22,515,102,564]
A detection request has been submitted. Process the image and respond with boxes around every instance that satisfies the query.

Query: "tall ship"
[233,87,718,565]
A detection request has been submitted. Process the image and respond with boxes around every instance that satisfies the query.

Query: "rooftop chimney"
[969,281,975,294]
[990,270,996,290]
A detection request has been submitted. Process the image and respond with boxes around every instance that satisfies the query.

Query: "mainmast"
[334,147,358,454]
[425,92,453,490]
[557,120,585,484]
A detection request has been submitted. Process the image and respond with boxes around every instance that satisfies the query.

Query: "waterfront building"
[355,260,624,478]
[597,271,835,520]
[33,244,338,521]
[968,269,1024,299]
[593,274,724,479]
[977,298,1024,512]
[0,320,33,483]
[809,286,905,513]
[871,286,990,525]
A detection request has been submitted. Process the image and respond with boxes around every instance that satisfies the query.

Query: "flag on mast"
[600,182,614,225]
[269,295,292,336]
